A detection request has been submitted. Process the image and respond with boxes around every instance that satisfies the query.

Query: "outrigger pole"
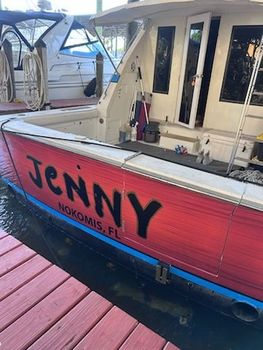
[136,55,149,124]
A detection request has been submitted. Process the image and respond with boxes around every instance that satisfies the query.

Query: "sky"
[1,0,128,14]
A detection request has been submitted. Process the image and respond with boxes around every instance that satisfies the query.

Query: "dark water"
[0,178,262,350]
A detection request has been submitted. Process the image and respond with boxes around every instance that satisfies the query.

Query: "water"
[0,178,262,350]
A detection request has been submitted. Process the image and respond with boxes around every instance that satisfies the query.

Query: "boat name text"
[26,155,162,239]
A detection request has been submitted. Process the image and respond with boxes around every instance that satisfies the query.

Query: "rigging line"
[77,62,86,94]
[0,119,28,200]
[1,126,121,150]
[1,121,248,182]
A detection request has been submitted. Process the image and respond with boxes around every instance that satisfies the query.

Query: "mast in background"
[127,0,139,45]
[96,0,103,14]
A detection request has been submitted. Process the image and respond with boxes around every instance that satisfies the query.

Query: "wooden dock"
[0,97,99,115]
[0,228,179,350]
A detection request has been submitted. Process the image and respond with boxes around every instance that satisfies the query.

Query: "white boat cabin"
[91,0,263,170]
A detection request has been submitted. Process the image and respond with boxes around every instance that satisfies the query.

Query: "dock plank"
[74,306,138,350]
[0,97,98,115]
[119,323,166,350]
[0,235,22,256]
[163,342,181,350]
[0,264,70,332]
[0,277,90,350]
[0,229,8,239]
[0,230,180,350]
[29,291,112,350]
[0,254,52,301]
[0,244,36,277]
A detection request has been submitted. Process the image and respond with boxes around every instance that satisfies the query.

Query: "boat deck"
[119,141,235,177]
[0,97,99,115]
[0,228,179,350]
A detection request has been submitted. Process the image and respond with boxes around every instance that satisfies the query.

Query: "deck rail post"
[35,39,50,109]
[3,39,16,101]
[96,52,104,98]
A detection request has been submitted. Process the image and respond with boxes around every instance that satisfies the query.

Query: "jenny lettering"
[27,155,162,239]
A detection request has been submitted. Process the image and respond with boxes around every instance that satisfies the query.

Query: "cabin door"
[175,13,211,128]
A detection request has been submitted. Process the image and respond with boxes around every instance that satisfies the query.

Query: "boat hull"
[0,131,262,327]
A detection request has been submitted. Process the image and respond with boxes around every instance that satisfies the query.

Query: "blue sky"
[1,0,127,14]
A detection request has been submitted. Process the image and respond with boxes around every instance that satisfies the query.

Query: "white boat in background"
[0,10,117,102]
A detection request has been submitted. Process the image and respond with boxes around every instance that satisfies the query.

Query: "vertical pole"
[3,39,16,101]
[96,0,102,13]
[96,52,103,98]
[35,39,49,109]
[127,0,139,47]
[115,27,118,58]
[96,0,103,37]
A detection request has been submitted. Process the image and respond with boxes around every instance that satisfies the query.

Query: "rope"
[77,62,86,94]
[0,48,14,103]
[229,169,263,185]
[23,51,45,111]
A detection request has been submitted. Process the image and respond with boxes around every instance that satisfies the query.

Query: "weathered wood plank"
[0,264,70,332]
[163,342,181,350]
[28,291,112,350]
[0,277,89,350]
[0,229,8,239]
[74,306,138,350]
[0,235,22,256]
[0,235,180,350]
[119,323,166,350]
[0,255,52,301]
[0,244,36,277]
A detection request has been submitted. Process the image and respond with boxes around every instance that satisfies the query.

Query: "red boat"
[0,0,262,327]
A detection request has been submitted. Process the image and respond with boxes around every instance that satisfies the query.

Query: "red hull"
[1,133,263,301]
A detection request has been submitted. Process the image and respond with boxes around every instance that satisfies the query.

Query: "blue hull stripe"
[2,177,263,309]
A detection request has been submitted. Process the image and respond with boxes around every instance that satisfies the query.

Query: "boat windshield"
[1,19,56,47]
[1,18,56,69]
[60,21,113,59]
[16,18,55,46]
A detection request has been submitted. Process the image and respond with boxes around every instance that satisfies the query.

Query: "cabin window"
[153,26,175,94]
[220,25,263,106]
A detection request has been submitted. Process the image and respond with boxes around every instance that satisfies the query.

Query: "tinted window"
[153,26,175,94]
[220,26,263,106]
